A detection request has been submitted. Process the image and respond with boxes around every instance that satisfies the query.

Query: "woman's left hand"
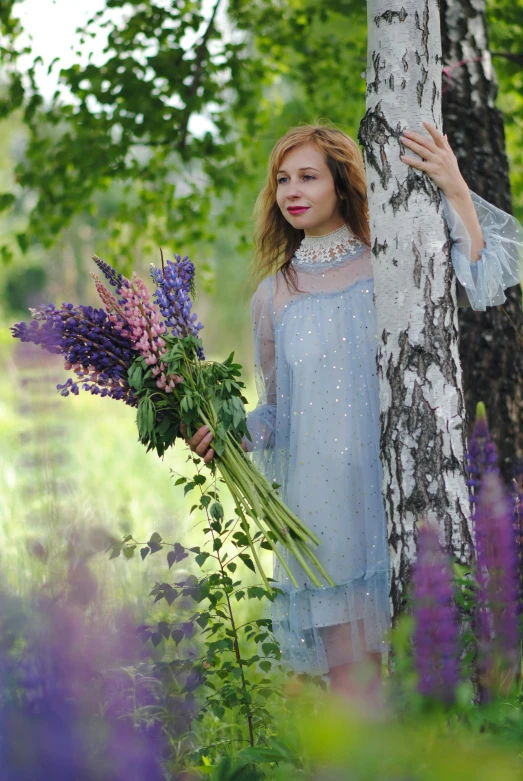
[400,121,467,200]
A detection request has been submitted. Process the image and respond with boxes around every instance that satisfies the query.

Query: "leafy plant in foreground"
[110,453,317,773]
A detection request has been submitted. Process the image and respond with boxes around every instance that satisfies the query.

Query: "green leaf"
[151,632,163,648]
[210,502,224,521]
[196,613,210,629]
[0,193,15,212]
[147,532,163,554]
[239,553,256,573]
[195,552,210,567]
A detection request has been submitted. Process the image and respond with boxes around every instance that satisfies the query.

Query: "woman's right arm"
[183,277,276,462]
[243,277,277,454]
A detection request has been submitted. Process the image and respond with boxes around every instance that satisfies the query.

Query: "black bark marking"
[374,7,408,27]
[389,73,394,91]
[430,81,438,119]
[402,51,409,72]
[367,51,382,95]
[417,66,429,106]
[401,79,407,89]
[392,256,398,267]
[389,170,439,215]
[412,240,422,288]
[358,106,394,190]
[415,0,430,63]
[373,237,389,257]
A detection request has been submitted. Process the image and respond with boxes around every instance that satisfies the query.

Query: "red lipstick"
[287,206,310,214]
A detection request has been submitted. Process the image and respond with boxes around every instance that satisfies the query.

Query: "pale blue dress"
[246,190,523,676]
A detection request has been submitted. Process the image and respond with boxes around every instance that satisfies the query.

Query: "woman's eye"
[277,174,315,185]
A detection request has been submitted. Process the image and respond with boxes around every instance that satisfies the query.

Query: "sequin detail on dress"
[294,223,364,268]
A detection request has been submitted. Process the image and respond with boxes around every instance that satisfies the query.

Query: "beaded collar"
[293,224,364,267]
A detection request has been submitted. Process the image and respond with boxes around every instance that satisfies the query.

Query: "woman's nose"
[287,181,303,198]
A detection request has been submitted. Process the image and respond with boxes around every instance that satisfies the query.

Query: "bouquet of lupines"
[11,253,335,594]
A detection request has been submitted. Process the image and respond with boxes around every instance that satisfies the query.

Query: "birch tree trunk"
[359,0,473,618]
[441,0,523,484]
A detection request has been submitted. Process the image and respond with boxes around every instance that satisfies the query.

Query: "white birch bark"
[359,0,473,617]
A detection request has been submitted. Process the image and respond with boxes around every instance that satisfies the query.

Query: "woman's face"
[275,143,345,236]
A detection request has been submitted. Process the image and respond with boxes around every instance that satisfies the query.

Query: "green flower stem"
[284,534,323,587]
[295,539,336,588]
[190,400,331,588]
[241,506,300,590]
[218,458,301,590]
[226,440,320,546]
[215,460,273,593]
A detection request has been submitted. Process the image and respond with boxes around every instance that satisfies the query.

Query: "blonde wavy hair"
[253,123,370,290]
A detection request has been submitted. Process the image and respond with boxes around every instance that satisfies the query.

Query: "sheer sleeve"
[441,189,523,311]
[244,277,276,460]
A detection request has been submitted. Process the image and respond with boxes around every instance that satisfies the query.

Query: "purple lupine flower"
[512,450,523,615]
[150,254,204,359]
[0,589,170,780]
[11,303,138,405]
[93,252,124,290]
[474,471,519,672]
[465,401,499,512]
[412,525,459,703]
[93,265,182,394]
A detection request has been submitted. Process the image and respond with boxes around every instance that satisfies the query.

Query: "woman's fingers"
[400,133,436,160]
[179,422,215,462]
[421,121,445,146]
[402,128,436,150]
[195,429,213,456]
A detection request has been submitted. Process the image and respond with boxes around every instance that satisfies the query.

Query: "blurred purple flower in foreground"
[412,525,459,703]
[465,401,499,513]
[511,450,523,616]
[474,471,519,678]
[0,590,169,781]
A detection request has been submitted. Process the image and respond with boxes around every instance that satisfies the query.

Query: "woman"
[186,121,523,697]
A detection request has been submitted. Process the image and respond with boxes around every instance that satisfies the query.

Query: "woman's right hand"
[180,423,215,464]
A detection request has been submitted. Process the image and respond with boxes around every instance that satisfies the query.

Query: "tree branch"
[178,0,224,152]
[491,51,523,68]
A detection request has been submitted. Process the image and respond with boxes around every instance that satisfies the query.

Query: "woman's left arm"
[400,121,485,260]
[400,121,523,310]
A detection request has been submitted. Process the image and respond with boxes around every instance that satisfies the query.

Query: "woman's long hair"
[252,123,370,290]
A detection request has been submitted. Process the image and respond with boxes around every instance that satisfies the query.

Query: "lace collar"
[293,224,364,267]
